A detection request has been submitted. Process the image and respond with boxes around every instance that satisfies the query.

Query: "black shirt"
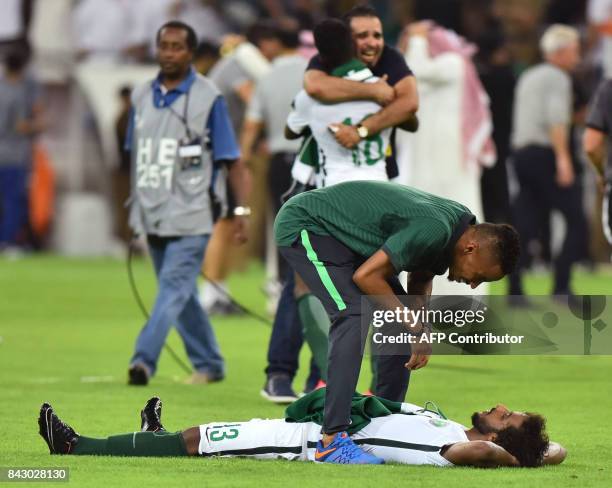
[307,45,413,87]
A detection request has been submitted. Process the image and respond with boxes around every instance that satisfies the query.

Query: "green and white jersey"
[287,60,391,188]
[197,407,467,466]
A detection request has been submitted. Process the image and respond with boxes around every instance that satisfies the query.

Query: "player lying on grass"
[38,393,566,467]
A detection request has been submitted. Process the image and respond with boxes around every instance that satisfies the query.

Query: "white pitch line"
[80,375,115,383]
[28,377,61,384]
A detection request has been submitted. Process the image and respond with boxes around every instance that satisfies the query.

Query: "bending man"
[274,180,520,463]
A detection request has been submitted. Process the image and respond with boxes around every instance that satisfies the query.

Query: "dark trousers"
[265,271,302,377]
[268,152,295,279]
[280,232,410,434]
[265,270,319,383]
[265,152,319,385]
[0,166,29,246]
[509,146,587,294]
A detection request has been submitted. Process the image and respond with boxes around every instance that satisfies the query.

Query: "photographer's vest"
[128,73,227,236]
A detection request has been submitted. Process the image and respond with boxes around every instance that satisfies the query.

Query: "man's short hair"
[313,19,354,71]
[342,5,379,25]
[495,413,549,467]
[156,21,198,52]
[278,25,300,49]
[475,223,521,275]
[194,40,220,60]
[246,20,300,49]
[540,24,579,55]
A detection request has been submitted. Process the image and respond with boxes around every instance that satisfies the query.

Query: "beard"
[161,66,182,79]
[471,412,498,435]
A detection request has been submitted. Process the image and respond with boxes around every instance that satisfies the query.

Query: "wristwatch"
[356,124,369,139]
[233,206,252,217]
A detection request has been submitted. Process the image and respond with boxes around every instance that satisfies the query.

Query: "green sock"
[297,294,330,381]
[72,431,187,457]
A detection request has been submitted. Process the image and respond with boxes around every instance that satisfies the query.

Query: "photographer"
[126,21,250,386]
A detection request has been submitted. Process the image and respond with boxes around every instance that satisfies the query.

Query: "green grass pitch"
[1,255,611,487]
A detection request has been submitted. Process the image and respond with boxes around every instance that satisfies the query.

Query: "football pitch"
[1,255,611,487]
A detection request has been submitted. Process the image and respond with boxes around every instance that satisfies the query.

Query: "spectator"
[399,21,495,295]
[126,21,250,386]
[240,22,316,402]
[71,0,148,63]
[583,78,612,247]
[173,0,230,44]
[508,24,586,300]
[198,24,274,315]
[132,0,230,61]
[587,0,612,77]
[0,0,33,59]
[193,40,220,76]
[299,5,419,399]
[476,24,515,225]
[0,46,44,250]
[113,85,132,245]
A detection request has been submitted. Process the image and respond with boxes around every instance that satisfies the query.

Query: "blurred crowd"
[1,0,611,284]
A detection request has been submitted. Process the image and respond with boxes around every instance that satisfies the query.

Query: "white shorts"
[198,419,320,461]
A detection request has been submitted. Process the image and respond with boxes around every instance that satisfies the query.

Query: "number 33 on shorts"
[209,424,241,441]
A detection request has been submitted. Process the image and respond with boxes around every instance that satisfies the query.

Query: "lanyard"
[165,88,193,140]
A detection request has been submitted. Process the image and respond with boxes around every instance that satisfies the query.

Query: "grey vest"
[128,73,227,236]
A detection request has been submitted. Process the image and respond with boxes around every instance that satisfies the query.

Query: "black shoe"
[128,364,149,386]
[260,374,298,404]
[38,403,79,455]
[140,396,165,432]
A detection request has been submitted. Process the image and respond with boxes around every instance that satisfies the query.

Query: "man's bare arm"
[304,69,395,106]
[407,270,434,297]
[354,251,431,370]
[360,75,419,135]
[227,158,252,244]
[15,101,46,135]
[549,124,574,187]
[353,250,404,307]
[227,158,251,206]
[442,441,520,468]
[583,127,606,178]
[234,80,254,104]
[239,118,264,165]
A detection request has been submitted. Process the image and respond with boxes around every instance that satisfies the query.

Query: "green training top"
[274,181,475,274]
